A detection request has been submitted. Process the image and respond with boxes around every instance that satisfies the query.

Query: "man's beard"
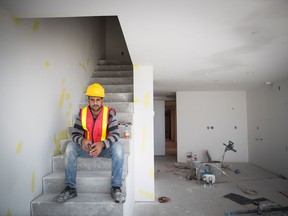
[91,104,102,112]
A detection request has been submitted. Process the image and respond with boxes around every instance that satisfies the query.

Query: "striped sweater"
[72,106,120,149]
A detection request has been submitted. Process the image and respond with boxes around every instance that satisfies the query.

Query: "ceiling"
[1,0,288,97]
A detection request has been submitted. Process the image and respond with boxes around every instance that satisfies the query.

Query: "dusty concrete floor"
[133,156,288,216]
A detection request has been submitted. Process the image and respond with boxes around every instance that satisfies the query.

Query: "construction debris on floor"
[158,196,171,203]
[134,156,288,216]
[224,200,288,216]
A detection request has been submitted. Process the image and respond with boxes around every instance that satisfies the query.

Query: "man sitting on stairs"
[56,83,126,203]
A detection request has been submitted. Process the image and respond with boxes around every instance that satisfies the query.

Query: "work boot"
[55,186,77,203]
[111,186,126,203]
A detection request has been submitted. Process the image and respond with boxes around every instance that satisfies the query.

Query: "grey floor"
[133,156,288,216]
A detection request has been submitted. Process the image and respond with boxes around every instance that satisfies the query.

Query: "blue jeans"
[64,141,124,189]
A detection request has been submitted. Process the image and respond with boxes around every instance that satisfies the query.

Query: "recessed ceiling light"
[265,81,273,85]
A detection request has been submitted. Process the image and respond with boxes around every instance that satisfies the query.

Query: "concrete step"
[105,93,133,102]
[31,193,123,216]
[83,93,133,103]
[92,71,133,78]
[60,138,131,155]
[52,154,129,173]
[95,65,133,71]
[93,84,133,93]
[79,102,134,113]
[43,171,127,194]
[89,77,133,85]
[98,59,132,65]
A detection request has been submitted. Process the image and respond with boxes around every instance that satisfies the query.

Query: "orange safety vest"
[80,106,110,142]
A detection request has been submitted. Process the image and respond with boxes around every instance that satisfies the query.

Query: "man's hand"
[81,139,91,152]
[89,142,105,158]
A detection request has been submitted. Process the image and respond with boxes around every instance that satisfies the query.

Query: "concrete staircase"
[31,60,133,216]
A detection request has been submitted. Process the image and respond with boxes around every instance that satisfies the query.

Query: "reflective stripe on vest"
[81,106,109,142]
[101,106,108,141]
[81,107,90,140]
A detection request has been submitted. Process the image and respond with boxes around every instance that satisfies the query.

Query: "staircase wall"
[0,8,106,216]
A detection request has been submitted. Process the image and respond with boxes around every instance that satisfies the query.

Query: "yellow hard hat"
[85,83,105,98]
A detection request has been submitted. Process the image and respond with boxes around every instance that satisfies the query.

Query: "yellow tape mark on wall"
[150,167,154,179]
[141,126,147,153]
[12,16,21,25]
[79,62,87,71]
[59,89,66,108]
[144,91,151,109]
[69,103,72,110]
[139,188,154,200]
[66,111,70,116]
[65,93,70,100]
[134,96,139,104]
[31,170,35,192]
[62,78,66,85]
[53,130,68,155]
[133,65,140,71]
[6,208,11,216]
[16,141,23,154]
[44,61,50,68]
[67,120,72,127]
[32,21,39,32]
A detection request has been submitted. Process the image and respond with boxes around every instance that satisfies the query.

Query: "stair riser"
[95,65,133,71]
[79,102,134,113]
[92,71,133,78]
[32,202,123,216]
[61,138,131,154]
[43,176,126,194]
[98,59,132,65]
[94,84,133,93]
[53,155,129,172]
[89,77,133,85]
[83,93,133,103]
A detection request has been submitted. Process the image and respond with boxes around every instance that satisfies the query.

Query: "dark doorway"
[165,101,177,155]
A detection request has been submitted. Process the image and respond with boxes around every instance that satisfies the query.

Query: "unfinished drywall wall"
[0,7,105,215]
[154,101,165,155]
[177,91,248,163]
[247,79,288,178]
[133,65,155,201]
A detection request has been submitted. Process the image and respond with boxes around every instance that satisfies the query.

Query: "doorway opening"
[165,100,177,155]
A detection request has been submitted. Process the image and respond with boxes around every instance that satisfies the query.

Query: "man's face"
[88,96,104,113]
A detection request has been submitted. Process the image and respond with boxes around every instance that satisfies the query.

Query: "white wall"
[154,101,165,155]
[177,91,248,163]
[247,79,288,178]
[0,7,105,215]
[133,65,155,201]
